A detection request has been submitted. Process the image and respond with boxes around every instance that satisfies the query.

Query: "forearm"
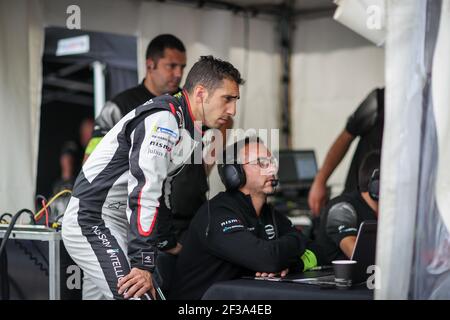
[339,236,357,259]
[210,231,305,273]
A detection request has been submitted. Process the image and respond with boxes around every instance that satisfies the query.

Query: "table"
[0,225,61,300]
[202,278,374,300]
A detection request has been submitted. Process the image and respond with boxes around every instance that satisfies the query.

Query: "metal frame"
[0,225,61,300]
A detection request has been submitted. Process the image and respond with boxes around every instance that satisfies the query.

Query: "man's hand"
[164,242,182,255]
[255,268,289,278]
[308,178,327,217]
[117,268,155,299]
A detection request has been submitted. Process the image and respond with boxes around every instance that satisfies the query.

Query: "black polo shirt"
[169,190,307,300]
[344,88,384,192]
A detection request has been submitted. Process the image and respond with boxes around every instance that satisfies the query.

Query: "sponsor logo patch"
[220,218,245,234]
[107,202,126,210]
[142,252,155,267]
[152,125,177,138]
[338,225,358,233]
[156,240,169,249]
[143,99,154,105]
[91,225,112,248]
[265,224,275,240]
[149,140,172,152]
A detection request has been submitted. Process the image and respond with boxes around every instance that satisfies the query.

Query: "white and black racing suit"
[86,82,208,250]
[62,91,204,299]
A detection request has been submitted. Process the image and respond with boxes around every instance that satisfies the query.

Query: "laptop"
[277,150,318,189]
[350,220,377,283]
[258,220,377,286]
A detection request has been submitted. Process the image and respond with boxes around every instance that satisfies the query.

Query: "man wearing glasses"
[169,137,317,300]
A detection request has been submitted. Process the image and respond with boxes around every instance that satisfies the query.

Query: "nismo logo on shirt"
[149,140,172,152]
[220,219,241,227]
[220,218,244,234]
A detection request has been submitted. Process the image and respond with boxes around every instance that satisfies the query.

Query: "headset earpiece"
[218,163,246,191]
[368,169,380,201]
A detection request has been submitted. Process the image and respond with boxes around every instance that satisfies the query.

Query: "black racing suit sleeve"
[154,190,178,251]
[127,110,179,271]
[205,206,306,273]
[345,88,380,137]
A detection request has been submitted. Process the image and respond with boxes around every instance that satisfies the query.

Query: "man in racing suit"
[62,56,243,300]
[83,34,208,265]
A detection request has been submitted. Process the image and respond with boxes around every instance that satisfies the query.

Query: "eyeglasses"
[243,156,278,169]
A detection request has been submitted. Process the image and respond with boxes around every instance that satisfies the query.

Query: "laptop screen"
[278,150,318,184]
[351,220,378,283]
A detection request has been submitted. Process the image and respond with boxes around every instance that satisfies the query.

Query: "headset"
[218,162,280,191]
[217,162,246,191]
[368,168,380,201]
[217,137,279,191]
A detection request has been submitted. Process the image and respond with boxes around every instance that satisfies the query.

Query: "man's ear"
[146,58,156,70]
[194,85,207,104]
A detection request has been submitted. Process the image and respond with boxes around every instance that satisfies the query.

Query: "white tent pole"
[92,61,106,118]
[376,0,426,299]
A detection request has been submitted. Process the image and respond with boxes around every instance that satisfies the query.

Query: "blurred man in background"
[308,88,384,216]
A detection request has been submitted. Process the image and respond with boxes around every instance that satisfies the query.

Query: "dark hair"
[358,150,381,192]
[222,136,263,164]
[183,55,244,94]
[145,34,185,62]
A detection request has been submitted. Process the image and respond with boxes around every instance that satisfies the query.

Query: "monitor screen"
[278,150,317,184]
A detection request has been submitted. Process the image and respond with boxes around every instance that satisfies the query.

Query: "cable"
[55,213,65,223]
[201,97,212,237]
[36,200,48,228]
[35,194,48,206]
[0,209,36,257]
[35,195,51,225]
[205,174,211,237]
[0,213,12,223]
[41,199,49,227]
[34,189,72,221]
[0,209,35,300]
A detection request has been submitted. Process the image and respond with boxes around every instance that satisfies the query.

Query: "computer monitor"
[277,150,318,185]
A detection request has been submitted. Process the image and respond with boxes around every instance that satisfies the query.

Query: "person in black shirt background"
[169,137,318,300]
[308,88,384,216]
[316,150,380,265]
